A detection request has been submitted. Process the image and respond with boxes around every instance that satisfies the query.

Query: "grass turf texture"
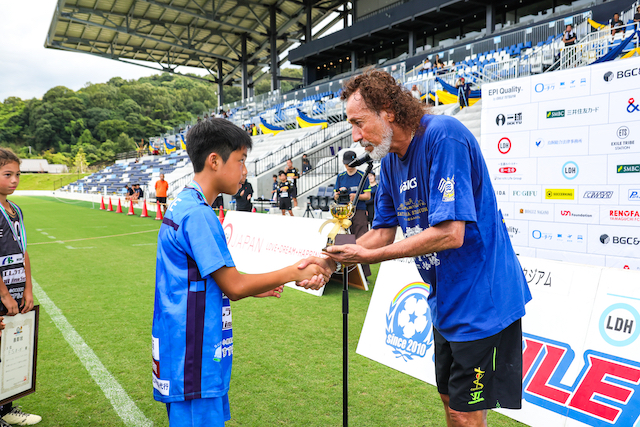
[13,196,526,427]
[18,174,91,191]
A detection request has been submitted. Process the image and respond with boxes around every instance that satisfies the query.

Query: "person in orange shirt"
[155,173,169,215]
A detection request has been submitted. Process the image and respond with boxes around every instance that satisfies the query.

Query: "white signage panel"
[536,94,609,130]
[504,219,529,247]
[620,184,640,203]
[606,153,640,185]
[587,224,640,257]
[482,77,532,106]
[529,126,589,157]
[588,121,640,155]
[537,155,607,186]
[577,185,619,205]
[590,57,640,95]
[512,202,554,221]
[535,248,605,265]
[482,103,539,133]
[553,203,600,224]
[486,158,538,184]
[605,255,640,271]
[608,89,640,125]
[481,131,531,159]
[530,67,591,102]
[599,205,640,225]
[528,221,588,252]
[508,184,543,203]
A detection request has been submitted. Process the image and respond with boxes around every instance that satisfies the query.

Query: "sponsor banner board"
[530,67,591,102]
[528,221,588,252]
[590,58,640,95]
[599,206,640,225]
[482,131,531,159]
[509,185,543,203]
[605,255,640,271]
[486,158,538,184]
[514,202,554,221]
[493,185,509,202]
[607,153,640,185]
[588,122,640,155]
[553,203,599,224]
[223,211,331,296]
[542,187,577,204]
[482,78,532,106]
[482,103,539,133]
[498,202,515,219]
[620,185,640,203]
[587,224,640,257]
[577,185,619,205]
[534,248,605,266]
[505,219,529,247]
[529,126,589,157]
[537,156,607,186]
[537,94,609,130]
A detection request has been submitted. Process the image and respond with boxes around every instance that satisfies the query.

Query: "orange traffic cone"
[155,202,164,220]
[100,197,106,210]
[127,200,135,215]
[140,200,149,218]
[218,208,225,223]
[107,198,114,212]
[116,199,123,213]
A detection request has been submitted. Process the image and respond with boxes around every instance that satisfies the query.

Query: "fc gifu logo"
[385,282,433,361]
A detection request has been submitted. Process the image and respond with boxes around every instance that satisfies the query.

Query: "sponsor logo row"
[506,221,640,258]
[499,201,640,224]
[494,185,640,204]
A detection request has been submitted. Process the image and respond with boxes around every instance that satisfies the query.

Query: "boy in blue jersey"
[317,71,532,427]
[153,119,331,427]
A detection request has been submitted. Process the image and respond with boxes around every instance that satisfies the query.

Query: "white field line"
[32,278,153,427]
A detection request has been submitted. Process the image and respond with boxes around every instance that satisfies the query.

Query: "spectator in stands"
[455,77,471,109]
[436,62,446,75]
[422,58,432,71]
[155,174,169,215]
[134,183,144,205]
[302,154,312,174]
[320,69,531,427]
[333,150,371,276]
[611,13,626,36]
[411,85,422,100]
[634,5,640,23]
[233,177,253,212]
[284,159,300,208]
[124,184,134,201]
[365,172,378,227]
[562,24,577,46]
[271,174,279,201]
[434,54,444,68]
[277,171,294,216]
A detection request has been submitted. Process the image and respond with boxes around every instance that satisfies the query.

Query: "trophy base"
[334,234,356,245]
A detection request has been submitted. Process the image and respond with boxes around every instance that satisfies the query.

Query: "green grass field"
[12,196,525,427]
[18,174,90,191]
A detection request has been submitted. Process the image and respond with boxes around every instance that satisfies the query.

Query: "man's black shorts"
[156,197,167,204]
[279,198,292,210]
[290,185,297,199]
[434,319,523,412]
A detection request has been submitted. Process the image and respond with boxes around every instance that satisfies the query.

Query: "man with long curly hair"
[323,70,532,427]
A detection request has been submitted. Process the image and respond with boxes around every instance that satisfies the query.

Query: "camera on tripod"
[337,188,351,205]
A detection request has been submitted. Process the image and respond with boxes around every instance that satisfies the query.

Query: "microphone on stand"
[348,152,372,168]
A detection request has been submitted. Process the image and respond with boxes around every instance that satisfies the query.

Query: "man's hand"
[247,194,252,201]
[323,244,373,265]
[240,190,245,196]
[349,193,355,202]
[0,293,18,316]
[254,285,284,298]
[295,256,336,290]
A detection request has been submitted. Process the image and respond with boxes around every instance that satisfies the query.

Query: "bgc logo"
[523,333,640,427]
[600,234,640,245]
[605,67,640,81]
[385,283,433,361]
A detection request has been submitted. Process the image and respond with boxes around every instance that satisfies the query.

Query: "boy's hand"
[294,257,333,290]
[1,294,18,316]
[254,285,284,298]
[21,289,34,314]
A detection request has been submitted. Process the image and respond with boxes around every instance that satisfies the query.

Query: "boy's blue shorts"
[166,394,230,427]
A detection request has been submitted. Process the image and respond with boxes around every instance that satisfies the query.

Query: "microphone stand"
[340,158,374,427]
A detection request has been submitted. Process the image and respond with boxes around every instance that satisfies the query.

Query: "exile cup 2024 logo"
[385,282,433,361]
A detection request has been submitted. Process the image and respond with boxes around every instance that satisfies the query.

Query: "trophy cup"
[320,201,356,247]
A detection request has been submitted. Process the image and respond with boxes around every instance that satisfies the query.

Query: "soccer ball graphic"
[395,294,429,340]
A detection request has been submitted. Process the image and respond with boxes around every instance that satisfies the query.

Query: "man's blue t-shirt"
[334,169,371,211]
[153,186,235,403]
[374,114,531,341]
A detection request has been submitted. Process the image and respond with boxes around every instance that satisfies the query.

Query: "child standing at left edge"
[0,148,41,426]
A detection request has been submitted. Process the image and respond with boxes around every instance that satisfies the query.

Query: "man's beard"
[361,121,393,161]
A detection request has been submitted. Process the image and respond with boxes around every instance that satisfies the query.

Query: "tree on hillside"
[74,147,88,173]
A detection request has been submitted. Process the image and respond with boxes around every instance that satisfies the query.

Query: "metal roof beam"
[137,0,267,37]
[59,13,237,62]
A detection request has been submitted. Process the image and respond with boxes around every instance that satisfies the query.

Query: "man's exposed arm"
[326,220,465,265]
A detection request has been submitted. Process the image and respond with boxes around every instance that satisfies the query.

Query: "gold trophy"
[320,201,356,247]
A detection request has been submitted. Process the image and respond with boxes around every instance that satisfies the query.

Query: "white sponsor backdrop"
[222,211,332,296]
[481,58,640,271]
[358,257,640,427]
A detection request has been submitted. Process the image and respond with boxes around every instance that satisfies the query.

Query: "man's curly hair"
[340,70,426,132]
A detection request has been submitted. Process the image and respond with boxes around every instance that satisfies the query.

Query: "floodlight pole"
[342,159,374,427]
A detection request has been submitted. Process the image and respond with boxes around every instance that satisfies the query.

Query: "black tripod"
[303,197,315,218]
[340,159,374,427]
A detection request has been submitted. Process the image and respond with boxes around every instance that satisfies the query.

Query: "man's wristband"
[335,262,343,273]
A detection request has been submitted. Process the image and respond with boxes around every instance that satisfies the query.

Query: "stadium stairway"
[452,100,482,142]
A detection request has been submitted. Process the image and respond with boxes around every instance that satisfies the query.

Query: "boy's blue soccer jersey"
[153,187,235,403]
[373,114,532,342]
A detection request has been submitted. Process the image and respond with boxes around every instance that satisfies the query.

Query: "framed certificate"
[0,306,39,405]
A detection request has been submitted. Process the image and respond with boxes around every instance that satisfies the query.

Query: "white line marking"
[40,232,48,235]
[32,278,153,427]
[65,246,95,250]
[47,236,56,239]
[132,243,155,246]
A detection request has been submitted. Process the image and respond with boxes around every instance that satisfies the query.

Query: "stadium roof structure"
[45,0,346,94]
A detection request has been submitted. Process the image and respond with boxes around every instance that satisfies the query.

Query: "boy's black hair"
[186,118,253,173]
[0,148,20,169]
[272,174,277,178]
[278,170,286,176]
